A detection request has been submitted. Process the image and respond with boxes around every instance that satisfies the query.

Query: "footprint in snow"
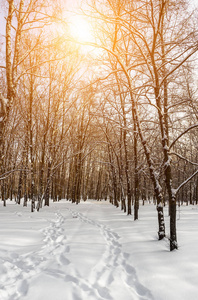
[65,245,70,253]
[125,263,135,275]
[59,254,70,265]
[94,283,113,300]
[65,274,79,284]
[122,261,153,299]
[17,279,28,296]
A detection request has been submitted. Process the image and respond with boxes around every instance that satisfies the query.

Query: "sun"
[68,15,95,44]
[54,11,102,56]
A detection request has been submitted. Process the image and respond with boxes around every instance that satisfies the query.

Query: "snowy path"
[0,202,152,300]
[67,208,153,300]
[1,200,198,300]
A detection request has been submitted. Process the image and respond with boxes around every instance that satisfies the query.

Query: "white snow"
[0,200,198,300]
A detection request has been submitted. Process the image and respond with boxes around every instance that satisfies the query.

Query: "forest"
[0,0,198,252]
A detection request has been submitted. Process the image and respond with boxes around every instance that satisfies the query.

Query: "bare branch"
[175,169,198,195]
[169,124,198,149]
[170,152,198,167]
[160,44,198,87]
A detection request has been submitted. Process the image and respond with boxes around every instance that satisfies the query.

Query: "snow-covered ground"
[0,200,198,300]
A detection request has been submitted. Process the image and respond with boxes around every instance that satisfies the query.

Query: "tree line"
[0,0,198,251]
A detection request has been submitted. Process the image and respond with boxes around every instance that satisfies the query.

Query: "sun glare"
[54,11,102,56]
[68,15,94,44]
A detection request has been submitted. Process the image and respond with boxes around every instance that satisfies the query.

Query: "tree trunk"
[44,161,51,206]
[133,111,139,220]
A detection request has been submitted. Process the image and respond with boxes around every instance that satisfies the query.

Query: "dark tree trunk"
[17,168,23,205]
[133,115,139,220]
[44,161,51,206]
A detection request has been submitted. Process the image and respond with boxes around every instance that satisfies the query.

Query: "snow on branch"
[169,124,198,150]
[169,152,198,167]
[175,169,198,196]
[160,43,198,87]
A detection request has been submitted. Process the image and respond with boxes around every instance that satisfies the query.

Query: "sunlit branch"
[160,43,198,87]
